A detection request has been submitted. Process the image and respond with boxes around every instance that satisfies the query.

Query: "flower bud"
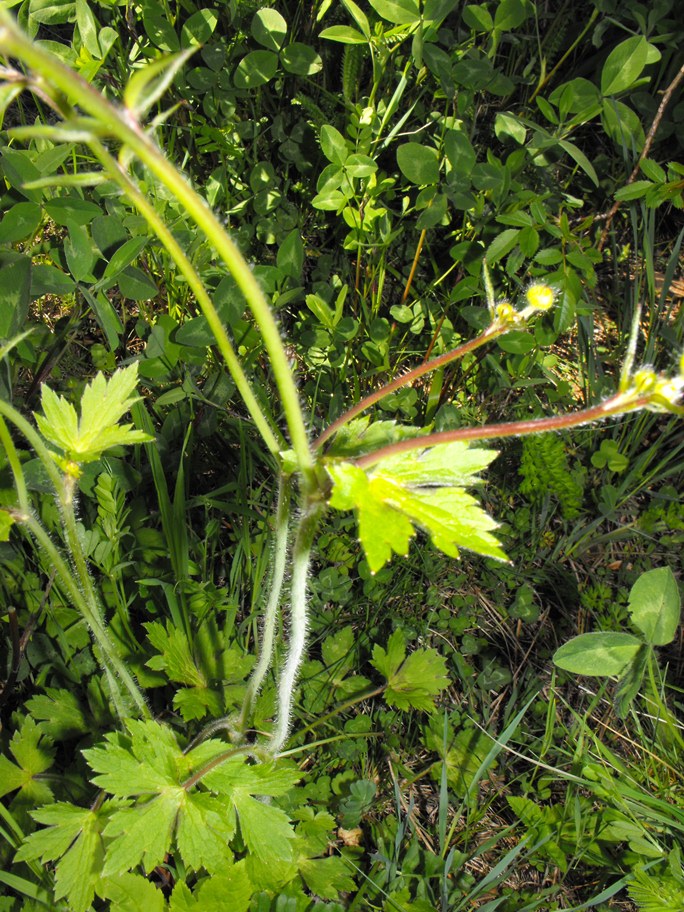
[630,368,658,394]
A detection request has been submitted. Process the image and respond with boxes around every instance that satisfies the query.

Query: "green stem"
[182,745,258,792]
[0,400,148,717]
[314,323,505,449]
[0,416,29,512]
[239,474,292,731]
[21,510,148,718]
[268,499,326,756]
[294,684,386,740]
[87,139,283,457]
[353,393,650,469]
[0,400,65,493]
[529,7,599,102]
[0,12,315,490]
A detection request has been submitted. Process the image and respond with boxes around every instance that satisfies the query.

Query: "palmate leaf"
[81,719,299,877]
[175,792,236,873]
[15,802,106,912]
[100,872,167,912]
[327,440,506,573]
[0,716,55,802]
[102,790,182,876]
[169,863,253,912]
[34,364,152,467]
[203,756,301,864]
[371,629,449,712]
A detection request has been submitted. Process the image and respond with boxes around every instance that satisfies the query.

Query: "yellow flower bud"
[631,368,657,394]
[494,300,517,324]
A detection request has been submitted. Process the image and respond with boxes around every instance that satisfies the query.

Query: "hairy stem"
[0,12,315,490]
[0,416,29,512]
[22,509,148,718]
[354,392,650,469]
[87,139,283,457]
[0,401,148,717]
[268,500,325,756]
[314,324,504,449]
[239,474,292,731]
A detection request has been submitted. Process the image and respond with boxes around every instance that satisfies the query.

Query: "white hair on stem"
[239,475,292,731]
[268,501,324,757]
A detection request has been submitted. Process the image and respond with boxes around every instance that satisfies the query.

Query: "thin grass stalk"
[314,323,506,449]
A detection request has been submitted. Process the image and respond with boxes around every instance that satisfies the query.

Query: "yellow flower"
[525,283,555,311]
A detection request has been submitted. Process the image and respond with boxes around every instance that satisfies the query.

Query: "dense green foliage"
[1,0,683,909]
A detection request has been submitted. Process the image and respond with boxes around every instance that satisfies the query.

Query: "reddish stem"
[353,393,648,469]
[314,324,503,449]
[401,228,427,305]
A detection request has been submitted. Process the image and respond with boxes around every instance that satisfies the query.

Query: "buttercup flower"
[525,282,556,312]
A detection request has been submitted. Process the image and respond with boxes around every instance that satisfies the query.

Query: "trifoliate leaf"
[371,629,449,712]
[327,440,506,573]
[35,364,152,466]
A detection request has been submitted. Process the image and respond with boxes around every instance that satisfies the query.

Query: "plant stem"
[294,685,386,740]
[88,139,284,458]
[239,474,292,731]
[268,499,326,756]
[598,60,684,252]
[314,324,505,449]
[644,650,684,752]
[400,228,426,305]
[0,400,65,493]
[0,13,315,490]
[529,7,599,102]
[0,401,148,718]
[0,416,29,512]
[353,392,650,469]
[21,510,148,718]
